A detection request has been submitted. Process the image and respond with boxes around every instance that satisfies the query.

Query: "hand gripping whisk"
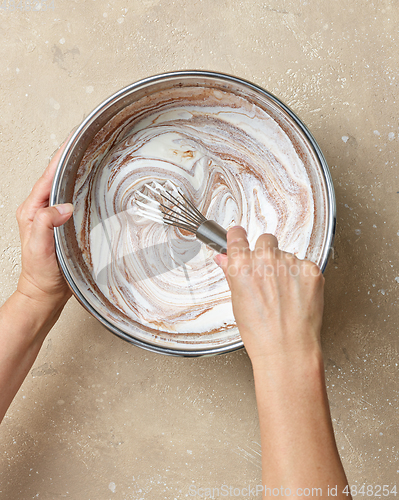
[135,181,227,254]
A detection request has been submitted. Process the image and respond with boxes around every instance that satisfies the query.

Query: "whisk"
[135,181,227,254]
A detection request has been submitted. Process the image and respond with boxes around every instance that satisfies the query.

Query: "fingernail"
[213,253,223,268]
[55,203,74,215]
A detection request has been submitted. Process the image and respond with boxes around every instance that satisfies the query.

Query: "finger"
[254,233,279,252]
[227,226,250,260]
[302,259,323,278]
[214,253,232,290]
[20,134,73,227]
[214,253,228,273]
[29,204,74,259]
[281,249,297,261]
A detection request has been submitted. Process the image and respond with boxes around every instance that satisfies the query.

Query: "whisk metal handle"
[196,220,227,254]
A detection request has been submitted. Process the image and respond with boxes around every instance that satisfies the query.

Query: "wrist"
[11,273,70,346]
[17,272,71,313]
[250,343,324,382]
[9,290,66,346]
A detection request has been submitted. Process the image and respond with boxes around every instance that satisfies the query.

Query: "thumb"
[214,254,229,281]
[30,204,74,258]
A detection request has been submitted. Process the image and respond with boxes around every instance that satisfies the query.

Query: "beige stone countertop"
[1,1,398,498]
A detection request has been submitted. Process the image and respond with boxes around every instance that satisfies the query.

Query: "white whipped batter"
[73,88,314,335]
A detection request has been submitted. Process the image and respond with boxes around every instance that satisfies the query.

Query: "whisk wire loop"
[159,190,206,227]
[177,189,207,224]
[135,181,227,254]
[158,195,203,228]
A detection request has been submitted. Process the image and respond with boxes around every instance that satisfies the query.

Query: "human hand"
[215,228,350,495]
[214,226,325,371]
[16,140,74,311]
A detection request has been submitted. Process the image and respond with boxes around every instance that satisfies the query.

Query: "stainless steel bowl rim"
[50,70,336,357]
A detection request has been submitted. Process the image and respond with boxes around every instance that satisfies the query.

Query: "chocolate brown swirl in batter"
[73,87,314,335]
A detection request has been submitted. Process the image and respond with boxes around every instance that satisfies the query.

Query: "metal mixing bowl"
[50,70,336,357]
